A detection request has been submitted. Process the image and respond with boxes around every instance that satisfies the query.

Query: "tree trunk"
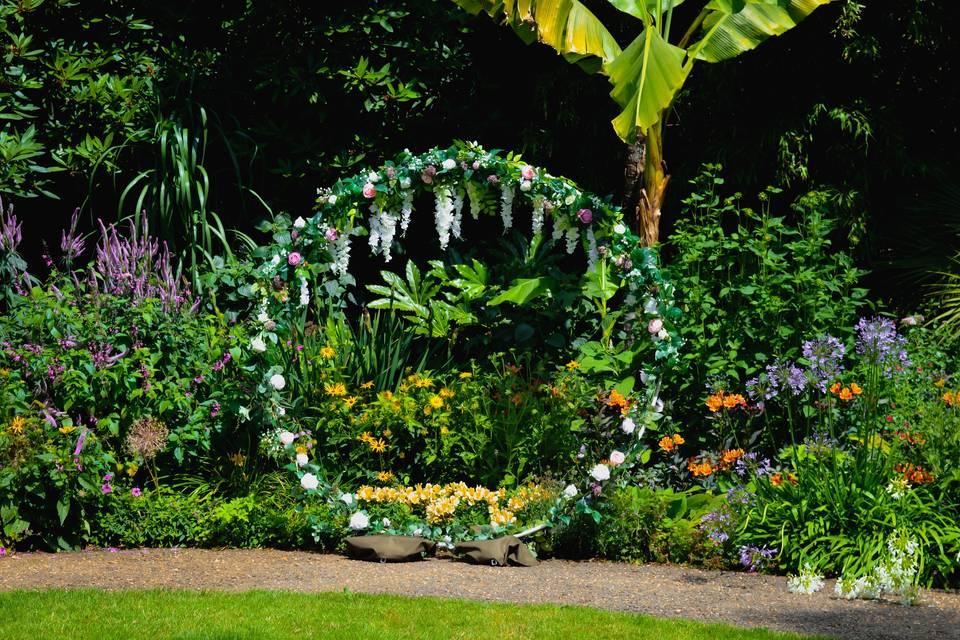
[637,122,669,247]
[621,124,670,247]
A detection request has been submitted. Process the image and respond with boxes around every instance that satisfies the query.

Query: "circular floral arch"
[252,141,681,529]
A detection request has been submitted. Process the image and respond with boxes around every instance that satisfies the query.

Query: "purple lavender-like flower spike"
[0,198,23,253]
[60,208,86,262]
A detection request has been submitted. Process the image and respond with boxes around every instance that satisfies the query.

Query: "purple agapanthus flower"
[699,510,734,545]
[803,431,839,456]
[739,545,776,572]
[765,359,806,398]
[855,317,910,376]
[802,335,845,392]
[735,452,773,478]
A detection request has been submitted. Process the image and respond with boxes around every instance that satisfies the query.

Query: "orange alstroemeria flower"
[839,387,854,401]
[829,382,841,395]
[850,383,863,396]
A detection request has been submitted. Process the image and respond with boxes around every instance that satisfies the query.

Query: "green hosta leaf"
[692,0,833,63]
[607,28,690,141]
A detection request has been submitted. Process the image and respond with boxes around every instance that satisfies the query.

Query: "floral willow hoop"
[251,141,681,532]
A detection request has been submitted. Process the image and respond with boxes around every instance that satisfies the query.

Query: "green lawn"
[0,589,827,640]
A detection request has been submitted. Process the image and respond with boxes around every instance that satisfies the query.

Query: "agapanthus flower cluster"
[803,431,839,457]
[855,316,910,376]
[739,545,776,572]
[734,452,773,478]
[699,509,735,545]
[786,563,825,594]
[802,335,845,392]
[835,531,921,605]
[765,359,806,398]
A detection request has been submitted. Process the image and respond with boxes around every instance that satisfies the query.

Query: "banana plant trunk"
[622,123,669,247]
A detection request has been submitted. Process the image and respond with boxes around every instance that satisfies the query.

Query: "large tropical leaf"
[607,28,690,141]
[691,0,833,63]
[450,0,622,71]
[607,0,687,21]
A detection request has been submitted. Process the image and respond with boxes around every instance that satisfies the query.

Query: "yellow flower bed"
[355,482,555,527]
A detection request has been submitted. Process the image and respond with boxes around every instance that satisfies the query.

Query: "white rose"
[657,329,669,341]
[563,484,578,499]
[610,450,626,465]
[269,374,286,390]
[349,511,369,530]
[519,180,532,192]
[441,158,456,170]
[293,216,306,229]
[250,336,267,353]
[300,473,319,491]
[399,177,412,189]
[368,171,380,183]
[590,464,610,482]
[279,430,295,446]
[296,453,308,467]
[340,493,354,506]
[614,223,626,235]
[327,195,337,205]
[621,417,636,434]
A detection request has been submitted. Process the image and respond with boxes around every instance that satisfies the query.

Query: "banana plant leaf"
[692,0,832,63]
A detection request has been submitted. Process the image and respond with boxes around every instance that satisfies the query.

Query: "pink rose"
[472,160,481,170]
[521,165,536,180]
[386,166,396,179]
[288,252,302,267]
[578,208,593,224]
[647,318,663,334]
[610,450,626,465]
[325,228,338,242]
[487,174,499,185]
[362,182,376,198]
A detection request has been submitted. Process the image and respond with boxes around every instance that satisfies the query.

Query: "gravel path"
[2,548,958,639]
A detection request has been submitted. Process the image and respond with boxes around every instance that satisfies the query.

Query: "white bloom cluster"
[434,186,455,249]
[500,184,514,230]
[395,192,412,238]
[299,276,309,307]
[330,230,352,275]
[786,564,825,595]
[564,226,579,255]
[552,215,566,242]
[451,188,464,240]
[349,511,370,530]
[258,426,286,460]
[885,478,908,500]
[531,197,545,237]
[834,532,921,605]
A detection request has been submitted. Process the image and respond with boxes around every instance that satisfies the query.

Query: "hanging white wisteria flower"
[379,210,399,261]
[500,184,514,230]
[400,191,414,235]
[331,231,352,276]
[368,204,382,254]
[434,186,455,249]
[552,214,566,242]
[564,226,579,254]
[531,197,545,237]
[451,188,465,240]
